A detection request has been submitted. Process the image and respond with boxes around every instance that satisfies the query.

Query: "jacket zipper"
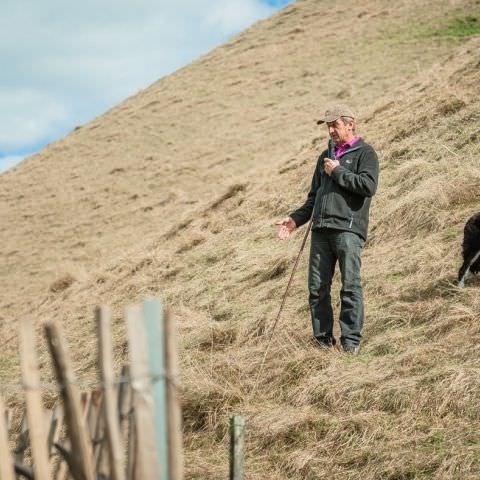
[314,174,326,226]
[316,145,361,226]
[320,177,330,225]
[318,143,335,226]
[341,146,360,230]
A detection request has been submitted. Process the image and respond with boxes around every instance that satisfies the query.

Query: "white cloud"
[0,90,69,150]
[206,0,274,35]
[0,0,288,167]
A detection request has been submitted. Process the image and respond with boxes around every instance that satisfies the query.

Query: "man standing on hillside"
[277,105,379,354]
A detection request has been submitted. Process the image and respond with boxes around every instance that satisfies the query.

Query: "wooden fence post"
[117,366,135,479]
[117,365,132,439]
[89,390,108,474]
[19,317,52,479]
[126,403,136,480]
[47,403,64,457]
[96,306,125,480]
[229,415,245,480]
[15,406,28,464]
[0,394,15,480]
[44,321,95,480]
[126,304,160,479]
[143,298,168,480]
[164,308,184,480]
[4,409,12,431]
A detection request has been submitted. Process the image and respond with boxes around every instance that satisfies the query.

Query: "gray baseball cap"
[317,104,355,124]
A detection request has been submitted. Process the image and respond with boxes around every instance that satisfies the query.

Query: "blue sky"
[0,0,294,172]
[263,0,292,5]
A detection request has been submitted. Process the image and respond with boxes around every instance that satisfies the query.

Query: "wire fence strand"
[0,371,181,394]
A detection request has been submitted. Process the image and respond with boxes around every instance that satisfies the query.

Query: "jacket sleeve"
[289,153,324,228]
[330,147,379,197]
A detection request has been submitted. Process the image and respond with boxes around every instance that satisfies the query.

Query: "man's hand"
[324,157,340,176]
[276,217,297,240]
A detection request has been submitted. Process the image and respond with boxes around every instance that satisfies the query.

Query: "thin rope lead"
[250,215,313,399]
[250,139,334,398]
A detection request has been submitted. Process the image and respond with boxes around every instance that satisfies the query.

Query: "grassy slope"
[2,0,480,478]
[0,0,469,323]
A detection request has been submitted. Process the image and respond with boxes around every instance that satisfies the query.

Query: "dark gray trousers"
[308,229,365,347]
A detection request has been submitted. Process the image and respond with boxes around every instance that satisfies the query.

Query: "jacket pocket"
[325,189,351,222]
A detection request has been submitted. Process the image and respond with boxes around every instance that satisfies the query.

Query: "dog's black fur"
[458,212,480,287]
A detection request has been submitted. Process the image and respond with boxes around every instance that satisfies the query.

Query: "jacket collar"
[336,138,366,158]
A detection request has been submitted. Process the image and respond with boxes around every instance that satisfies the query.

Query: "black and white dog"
[458,212,480,288]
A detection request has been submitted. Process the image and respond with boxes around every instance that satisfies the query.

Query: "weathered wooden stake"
[5,409,12,431]
[47,403,64,457]
[19,317,52,479]
[117,365,131,444]
[126,304,159,479]
[0,395,15,480]
[14,411,29,463]
[229,415,245,480]
[55,393,90,480]
[164,308,184,480]
[143,298,168,480]
[89,391,107,474]
[126,403,137,480]
[44,321,95,480]
[96,306,125,480]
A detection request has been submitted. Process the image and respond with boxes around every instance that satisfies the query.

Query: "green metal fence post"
[230,415,245,480]
[143,298,169,480]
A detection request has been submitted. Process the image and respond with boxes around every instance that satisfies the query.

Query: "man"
[276,104,379,354]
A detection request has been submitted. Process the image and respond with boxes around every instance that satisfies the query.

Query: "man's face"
[327,118,354,145]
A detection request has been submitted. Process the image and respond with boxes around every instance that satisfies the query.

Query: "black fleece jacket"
[290,138,379,241]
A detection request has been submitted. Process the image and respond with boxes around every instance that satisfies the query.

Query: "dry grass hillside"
[2,0,478,323]
[2,0,480,478]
